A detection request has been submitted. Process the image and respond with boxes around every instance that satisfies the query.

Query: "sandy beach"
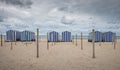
[0,39,120,70]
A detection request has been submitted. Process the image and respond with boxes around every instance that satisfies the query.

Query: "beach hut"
[21,31,35,41]
[31,32,35,41]
[6,30,15,41]
[16,31,21,41]
[48,31,59,42]
[88,31,102,42]
[62,31,72,42]
[21,31,27,41]
[6,30,21,41]
[103,31,114,42]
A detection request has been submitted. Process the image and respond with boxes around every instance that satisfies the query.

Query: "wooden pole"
[52,42,53,46]
[112,34,114,45]
[81,32,83,50]
[99,34,102,46]
[76,34,77,46]
[92,29,95,58]
[11,40,13,50]
[15,32,16,45]
[15,40,16,45]
[51,34,53,46]
[1,34,3,46]
[114,33,116,49]
[47,32,49,50]
[26,40,27,46]
[72,35,74,44]
[11,32,13,50]
[37,28,39,58]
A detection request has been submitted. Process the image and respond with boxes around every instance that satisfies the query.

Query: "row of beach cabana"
[88,31,115,42]
[6,30,35,41]
[48,31,115,42]
[48,31,72,42]
[5,30,115,42]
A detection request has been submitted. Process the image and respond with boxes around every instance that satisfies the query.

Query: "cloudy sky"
[0,0,120,35]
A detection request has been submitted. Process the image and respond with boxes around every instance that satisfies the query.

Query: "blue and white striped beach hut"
[21,31,28,41]
[6,30,21,41]
[88,32,92,42]
[103,31,114,42]
[6,30,15,41]
[21,31,35,41]
[48,31,59,42]
[88,31,102,42]
[62,31,71,42]
[16,31,21,41]
[31,32,35,41]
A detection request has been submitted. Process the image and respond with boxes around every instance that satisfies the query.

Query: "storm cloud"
[0,0,120,35]
[0,0,33,8]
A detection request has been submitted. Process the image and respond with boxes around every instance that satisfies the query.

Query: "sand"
[0,39,120,70]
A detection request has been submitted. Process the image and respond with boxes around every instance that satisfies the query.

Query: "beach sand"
[0,39,120,70]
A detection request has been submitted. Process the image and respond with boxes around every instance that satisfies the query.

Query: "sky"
[0,0,120,36]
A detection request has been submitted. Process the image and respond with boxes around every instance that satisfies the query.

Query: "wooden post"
[15,33,16,45]
[72,35,74,44]
[92,29,95,58]
[11,40,13,50]
[47,32,49,50]
[76,34,77,46]
[15,41,16,45]
[26,41,27,46]
[52,42,53,46]
[81,32,83,50]
[1,34,3,46]
[112,34,114,45]
[11,32,13,50]
[114,33,116,49]
[37,28,39,58]
[99,34,102,46]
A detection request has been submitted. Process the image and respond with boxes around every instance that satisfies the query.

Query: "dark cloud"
[57,0,120,17]
[0,0,33,8]
[0,0,120,35]
[0,16,4,22]
[108,25,120,29]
